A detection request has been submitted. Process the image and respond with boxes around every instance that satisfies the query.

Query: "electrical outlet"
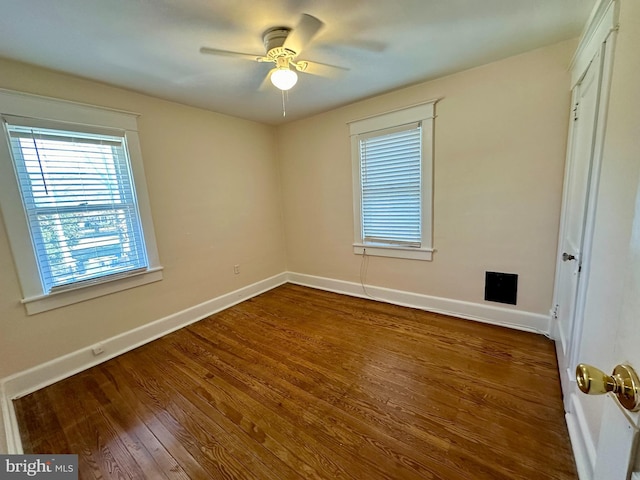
[234,264,240,274]
[92,344,105,356]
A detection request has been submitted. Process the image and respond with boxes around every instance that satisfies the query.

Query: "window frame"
[0,89,162,314]
[349,100,437,261]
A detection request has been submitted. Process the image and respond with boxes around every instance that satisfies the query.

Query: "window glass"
[360,124,422,247]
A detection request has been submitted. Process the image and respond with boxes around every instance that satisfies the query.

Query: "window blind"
[359,123,422,247]
[5,123,148,292]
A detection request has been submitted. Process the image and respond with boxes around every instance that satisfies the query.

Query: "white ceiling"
[0,0,595,125]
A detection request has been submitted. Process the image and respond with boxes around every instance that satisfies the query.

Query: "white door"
[567,2,640,477]
[588,181,640,479]
[554,50,602,396]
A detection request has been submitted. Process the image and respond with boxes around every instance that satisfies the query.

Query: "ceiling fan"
[200,14,348,92]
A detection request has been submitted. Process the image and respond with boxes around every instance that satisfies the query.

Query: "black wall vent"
[485,272,518,305]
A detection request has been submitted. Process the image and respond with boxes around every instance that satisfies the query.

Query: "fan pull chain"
[281,90,287,117]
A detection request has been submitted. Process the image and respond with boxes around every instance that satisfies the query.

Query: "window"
[349,100,437,261]
[0,90,162,314]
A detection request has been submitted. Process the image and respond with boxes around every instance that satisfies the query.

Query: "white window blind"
[5,121,148,293]
[359,123,422,247]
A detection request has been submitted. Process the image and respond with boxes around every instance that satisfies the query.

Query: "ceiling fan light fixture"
[271,67,298,91]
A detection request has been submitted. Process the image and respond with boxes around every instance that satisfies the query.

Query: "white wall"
[277,40,576,316]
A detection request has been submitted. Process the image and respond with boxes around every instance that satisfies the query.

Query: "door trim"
[566,391,598,478]
[570,0,618,87]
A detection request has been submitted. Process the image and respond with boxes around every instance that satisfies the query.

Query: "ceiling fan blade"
[199,47,266,62]
[258,69,277,91]
[297,60,349,78]
[283,14,324,55]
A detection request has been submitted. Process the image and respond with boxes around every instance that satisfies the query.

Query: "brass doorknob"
[576,363,640,412]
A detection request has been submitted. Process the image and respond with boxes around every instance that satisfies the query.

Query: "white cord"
[359,249,376,300]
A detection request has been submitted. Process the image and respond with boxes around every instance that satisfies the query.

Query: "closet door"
[554,49,602,399]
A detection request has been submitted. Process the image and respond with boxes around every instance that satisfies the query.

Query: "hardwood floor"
[15,284,577,479]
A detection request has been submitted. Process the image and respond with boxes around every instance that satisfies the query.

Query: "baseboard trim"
[287,272,550,335]
[1,272,287,453]
[566,391,597,480]
[0,383,20,455]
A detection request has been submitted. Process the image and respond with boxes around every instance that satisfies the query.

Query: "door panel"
[593,398,638,479]
[616,201,640,384]
[592,177,640,478]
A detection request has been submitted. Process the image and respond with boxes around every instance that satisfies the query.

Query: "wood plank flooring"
[14,284,577,479]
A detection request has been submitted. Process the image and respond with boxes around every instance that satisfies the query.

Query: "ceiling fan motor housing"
[263,27,296,59]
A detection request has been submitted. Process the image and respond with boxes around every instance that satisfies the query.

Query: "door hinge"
[573,103,579,121]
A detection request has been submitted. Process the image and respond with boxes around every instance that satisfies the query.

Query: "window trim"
[0,89,162,314]
[349,100,437,261]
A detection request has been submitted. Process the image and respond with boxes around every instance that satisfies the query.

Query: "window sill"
[353,244,433,261]
[21,267,164,315]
